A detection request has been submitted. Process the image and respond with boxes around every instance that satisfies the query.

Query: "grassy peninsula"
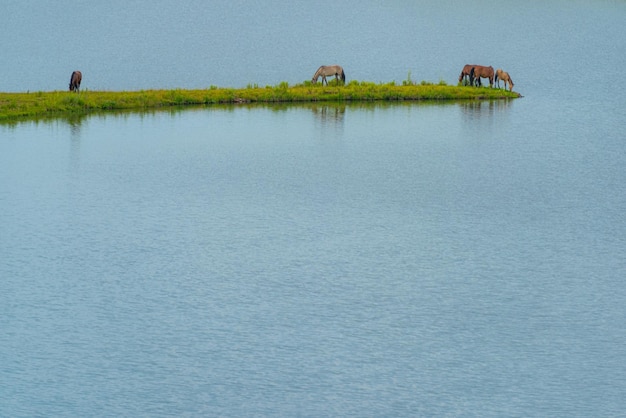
[0,80,520,121]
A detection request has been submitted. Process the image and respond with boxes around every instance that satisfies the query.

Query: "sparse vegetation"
[0,81,520,121]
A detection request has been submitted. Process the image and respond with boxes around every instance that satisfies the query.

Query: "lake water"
[2,1,626,416]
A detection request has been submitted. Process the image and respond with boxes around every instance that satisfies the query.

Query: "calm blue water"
[2,1,626,416]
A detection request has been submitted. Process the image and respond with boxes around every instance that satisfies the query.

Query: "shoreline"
[0,81,520,121]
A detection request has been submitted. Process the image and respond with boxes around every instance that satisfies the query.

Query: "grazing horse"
[469,65,494,87]
[311,65,346,85]
[459,64,478,85]
[69,71,82,92]
[495,69,514,91]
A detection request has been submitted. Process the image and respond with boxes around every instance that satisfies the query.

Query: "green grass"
[0,81,520,121]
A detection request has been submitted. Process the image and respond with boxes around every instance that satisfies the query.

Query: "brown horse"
[312,65,346,85]
[495,69,514,91]
[69,71,82,92]
[459,64,478,85]
[469,65,494,87]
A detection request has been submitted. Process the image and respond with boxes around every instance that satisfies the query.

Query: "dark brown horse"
[469,65,494,87]
[69,71,82,92]
[459,64,478,85]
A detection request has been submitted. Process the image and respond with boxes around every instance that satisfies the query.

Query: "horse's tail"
[341,69,346,84]
[495,72,499,84]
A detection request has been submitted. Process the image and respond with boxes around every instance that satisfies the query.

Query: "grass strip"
[0,80,520,121]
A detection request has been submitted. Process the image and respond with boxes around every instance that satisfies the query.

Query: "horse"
[459,64,478,85]
[469,65,494,87]
[311,65,346,85]
[495,69,514,91]
[69,71,82,92]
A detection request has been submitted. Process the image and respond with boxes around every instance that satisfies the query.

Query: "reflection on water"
[1,99,515,132]
[67,116,83,137]
[457,99,514,136]
[310,104,345,132]
[311,104,345,123]
[68,117,83,172]
[0,105,223,131]
[459,99,512,119]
